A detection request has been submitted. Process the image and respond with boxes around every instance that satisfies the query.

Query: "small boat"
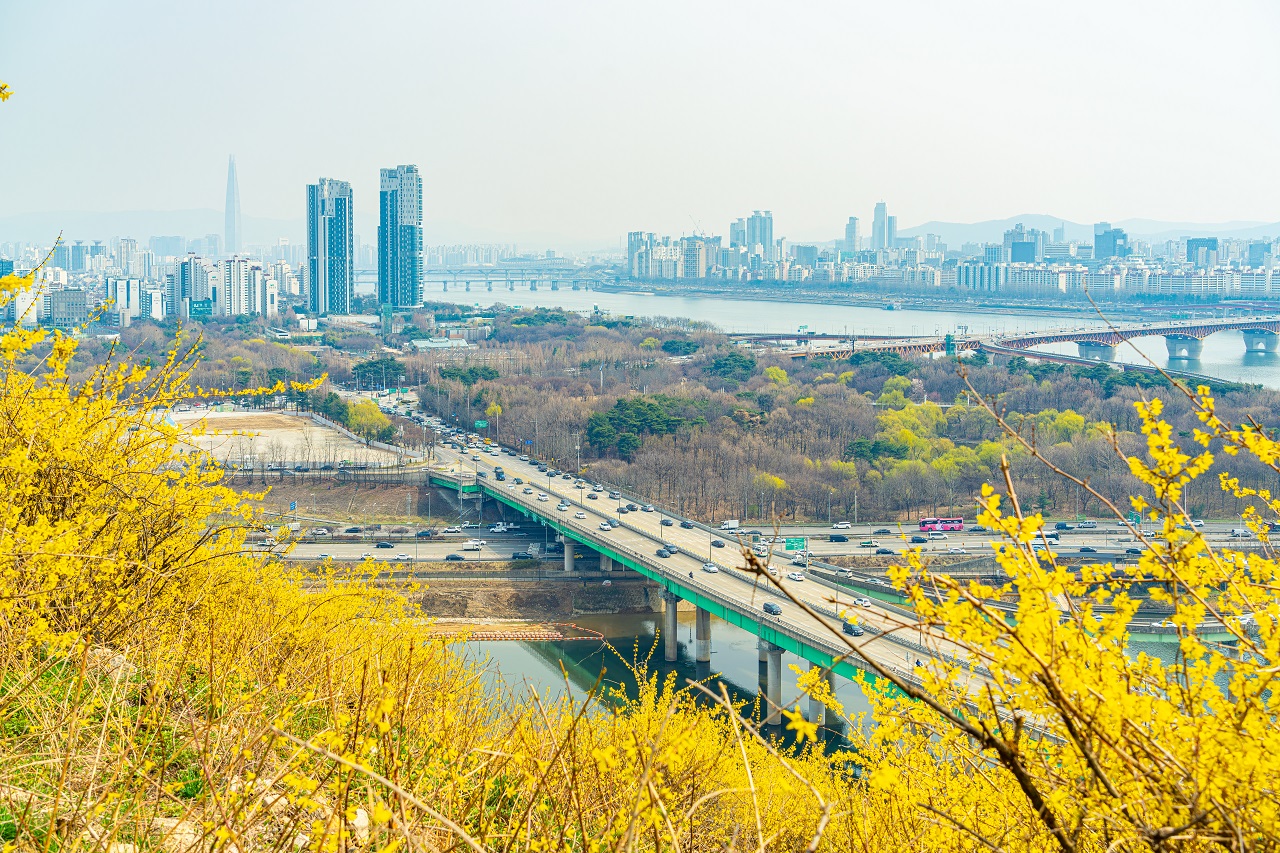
[883,302,901,311]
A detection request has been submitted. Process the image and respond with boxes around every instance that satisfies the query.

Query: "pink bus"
[918,517,964,532]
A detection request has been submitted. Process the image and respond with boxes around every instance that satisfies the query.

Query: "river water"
[461,610,878,744]
[425,282,1280,388]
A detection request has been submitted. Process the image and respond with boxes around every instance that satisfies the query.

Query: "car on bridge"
[665,543,680,554]
[660,519,673,527]
[641,505,655,512]
[711,539,726,548]
[537,493,549,501]
[700,563,718,573]
[617,506,629,514]
[786,572,805,581]
[853,597,873,607]
[586,493,598,500]
[762,602,782,617]
[574,511,586,519]
[656,548,671,558]
[523,487,534,494]
[841,621,865,637]
[680,520,695,529]
[599,522,611,531]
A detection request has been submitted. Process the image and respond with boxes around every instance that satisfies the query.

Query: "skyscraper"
[843,217,859,253]
[225,156,242,256]
[746,211,774,261]
[872,202,888,250]
[377,165,423,308]
[307,178,353,315]
[885,215,898,249]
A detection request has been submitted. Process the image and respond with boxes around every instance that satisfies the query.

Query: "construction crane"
[688,215,707,239]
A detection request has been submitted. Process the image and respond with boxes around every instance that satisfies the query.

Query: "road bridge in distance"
[736,314,1280,365]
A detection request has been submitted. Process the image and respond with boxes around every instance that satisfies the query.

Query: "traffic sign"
[289,501,297,511]
[784,537,806,551]
[475,420,488,429]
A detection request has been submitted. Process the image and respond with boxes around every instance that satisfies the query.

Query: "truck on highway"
[462,538,487,551]
[719,519,740,530]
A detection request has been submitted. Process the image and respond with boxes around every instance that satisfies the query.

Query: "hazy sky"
[2,0,1279,246]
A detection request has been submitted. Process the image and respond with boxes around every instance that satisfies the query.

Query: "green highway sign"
[785,537,806,551]
[474,420,489,429]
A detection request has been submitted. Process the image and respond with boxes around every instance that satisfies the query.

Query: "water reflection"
[460,611,871,749]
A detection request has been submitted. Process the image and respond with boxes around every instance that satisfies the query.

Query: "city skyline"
[2,0,1279,247]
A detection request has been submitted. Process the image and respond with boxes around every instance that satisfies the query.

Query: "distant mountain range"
[3,209,1278,253]
[899,215,1280,247]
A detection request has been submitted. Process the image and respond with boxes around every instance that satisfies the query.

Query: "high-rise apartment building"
[1186,237,1220,267]
[306,178,354,315]
[225,156,242,256]
[885,215,898,249]
[843,217,860,253]
[871,202,888,250]
[729,218,747,249]
[746,211,773,261]
[377,165,423,308]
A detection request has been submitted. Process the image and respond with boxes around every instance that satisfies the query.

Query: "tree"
[347,399,395,443]
[639,336,660,350]
[352,356,406,389]
[764,365,789,385]
[485,401,502,439]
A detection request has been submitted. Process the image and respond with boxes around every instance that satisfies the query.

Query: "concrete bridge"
[992,316,1280,361]
[746,315,1280,364]
[419,450,1009,728]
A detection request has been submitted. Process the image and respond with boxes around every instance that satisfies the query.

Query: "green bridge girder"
[482,485,878,684]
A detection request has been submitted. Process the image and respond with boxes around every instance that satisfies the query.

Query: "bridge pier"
[695,607,711,662]
[764,643,784,726]
[1077,341,1116,361]
[1165,334,1204,359]
[758,637,768,662]
[806,663,826,726]
[563,541,575,572]
[662,591,680,662]
[1243,329,1280,352]
[600,553,613,572]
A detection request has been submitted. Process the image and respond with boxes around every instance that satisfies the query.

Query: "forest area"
[413,307,1280,524]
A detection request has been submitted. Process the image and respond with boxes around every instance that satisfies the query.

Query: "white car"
[701,562,719,573]
[853,597,873,607]
[599,521,612,531]
[786,571,805,581]
[360,552,372,559]
[396,553,411,560]
[537,493,549,502]
[947,546,968,554]
[442,526,462,534]
[927,531,948,540]
[832,521,851,529]
[574,511,586,519]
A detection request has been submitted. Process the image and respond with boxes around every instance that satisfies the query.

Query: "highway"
[428,443,993,688]
[283,533,552,563]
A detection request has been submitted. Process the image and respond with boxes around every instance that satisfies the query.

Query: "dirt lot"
[173,409,398,466]
[248,482,444,524]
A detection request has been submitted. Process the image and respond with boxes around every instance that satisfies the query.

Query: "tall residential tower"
[377,165,423,308]
[306,178,353,315]
[224,156,242,256]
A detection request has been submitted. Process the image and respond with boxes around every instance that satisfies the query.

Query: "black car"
[562,473,573,480]
[626,503,639,511]
[711,539,726,548]
[344,527,362,533]
[967,525,987,533]
[617,506,629,514]
[762,602,782,616]
[665,543,680,554]
[1079,546,1097,553]
[873,528,892,535]
[375,541,394,549]
[746,530,763,536]
[511,551,534,559]
[656,548,671,558]
[680,520,695,529]
[910,535,928,544]
[830,534,849,542]
[586,493,598,500]
[875,547,895,555]
[513,477,524,484]
[1125,547,1143,555]
[415,530,434,538]
[841,621,865,637]
[660,519,674,527]
[444,553,464,561]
